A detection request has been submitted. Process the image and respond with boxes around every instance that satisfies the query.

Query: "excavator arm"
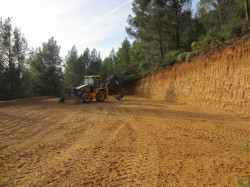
[102,75,124,100]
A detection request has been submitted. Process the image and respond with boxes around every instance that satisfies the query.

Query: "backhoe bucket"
[58,94,82,105]
[115,96,121,101]
[114,89,124,101]
[116,88,124,101]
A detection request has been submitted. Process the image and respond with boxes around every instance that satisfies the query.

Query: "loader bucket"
[58,94,82,105]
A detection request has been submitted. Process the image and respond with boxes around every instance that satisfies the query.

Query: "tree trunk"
[175,1,179,49]
[157,26,164,58]
[246,0,250,31]
[230,0,235,23]
[8,31,14,98]
[217,0,223,28]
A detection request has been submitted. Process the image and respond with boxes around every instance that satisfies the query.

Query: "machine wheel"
[82,93,92,103]
[96,90,105,102]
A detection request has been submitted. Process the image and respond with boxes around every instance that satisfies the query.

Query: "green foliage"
[100,37,157,86]
[129,41,148,75]
[0,17,30,100]
[195,0,249,50]
[101,49,116,81]
[30,37,63,96]
[116,38,136,83]
[186,52,196,61]
[63,47,102,92]
[238,176,250,187]
[229,19,249,37]
[63,46,84,93]
[177,52,188,62]
[101,38,140,85]
[127,0,193,61]
[88,49,102,75]
[160,50,181,67]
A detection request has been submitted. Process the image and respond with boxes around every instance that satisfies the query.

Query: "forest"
[0,0,249,100]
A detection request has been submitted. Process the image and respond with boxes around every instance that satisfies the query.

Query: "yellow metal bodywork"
[84,75,106,100]
[105,87,108,98]
[90,92,96,99]
[85,75,102,78]
[60,75,120,104]
[91,87,108,99]
[82,75,109,101]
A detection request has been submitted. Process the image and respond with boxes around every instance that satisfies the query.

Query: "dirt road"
[0,96,249,186]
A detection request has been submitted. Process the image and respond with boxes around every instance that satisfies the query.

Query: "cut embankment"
[125,35,250,115]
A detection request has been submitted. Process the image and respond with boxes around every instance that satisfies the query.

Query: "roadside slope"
[126,35,250,115]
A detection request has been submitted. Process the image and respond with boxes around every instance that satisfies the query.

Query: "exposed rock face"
[126,36,250,115]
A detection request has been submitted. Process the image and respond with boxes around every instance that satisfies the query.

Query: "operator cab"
[83,75,102,92]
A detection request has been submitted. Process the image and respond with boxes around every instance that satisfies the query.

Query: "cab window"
[84,77,94,86]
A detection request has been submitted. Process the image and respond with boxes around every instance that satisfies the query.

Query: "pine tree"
[88,49,101,75]
[116,38,131,76]
[246,0,250,31]
[0,18,5,99]
[100,48,117,81]
[30,37,63,96]
[127,0,169,59]
[0,18,3,72]
[12,27,29,98]
[63,46,81,92]
[168,0,192,50]
[0,17,29,100]
[81,48,91,73]
[100,56,114,81]
[126,0,192,70]
[1,17,14,98]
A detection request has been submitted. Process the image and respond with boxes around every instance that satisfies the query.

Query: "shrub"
[161,50,181,67]
[186,52,196,62]
[177,52,188,62]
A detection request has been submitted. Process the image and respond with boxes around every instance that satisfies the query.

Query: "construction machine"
[59,75,124,104]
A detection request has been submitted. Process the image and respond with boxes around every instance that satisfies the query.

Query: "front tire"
[96,90,105,102]
[82,93,92,103]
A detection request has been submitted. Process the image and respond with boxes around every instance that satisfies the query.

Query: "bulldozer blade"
[58,94,81,105]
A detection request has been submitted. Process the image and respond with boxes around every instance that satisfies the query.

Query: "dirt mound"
[0,96,249,186]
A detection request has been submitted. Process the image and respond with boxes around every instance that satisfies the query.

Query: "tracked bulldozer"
[59,75,124,104]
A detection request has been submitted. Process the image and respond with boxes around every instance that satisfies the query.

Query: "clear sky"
[0,0,199,59]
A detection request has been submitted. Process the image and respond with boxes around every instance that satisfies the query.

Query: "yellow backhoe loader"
[59,75,124,104]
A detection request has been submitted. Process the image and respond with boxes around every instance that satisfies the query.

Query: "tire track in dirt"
[123,99,249,186]
[0,103,106,185]
[41,102,161,186]
[0,96,249,186]
[13,102,118,186]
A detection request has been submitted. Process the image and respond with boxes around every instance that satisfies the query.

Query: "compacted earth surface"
[0,96,249,186]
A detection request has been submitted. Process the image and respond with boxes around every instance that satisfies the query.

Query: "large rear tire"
[96,90,105,102]
[82,93,92,103]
